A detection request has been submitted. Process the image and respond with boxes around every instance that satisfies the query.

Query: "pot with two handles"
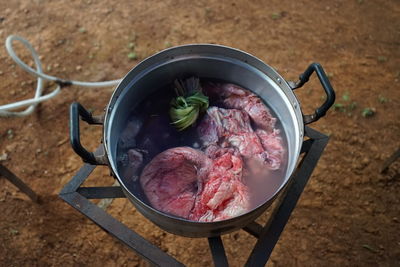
[69,44,335,237]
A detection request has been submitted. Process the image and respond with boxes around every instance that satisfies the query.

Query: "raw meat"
[140,146,250,221]
[190,151,249,222]
[203,82,276,131]
[198,106,253,146]
[120,149,144,182]
[207,106,253,134]
[227,132,265,158]
[204,144,236,159]
[202,82,247,99]
[119,116,143,149]
[197,113,219,145]
[140,147,212,219]
[198,106,281,169]
[256,129,284,170]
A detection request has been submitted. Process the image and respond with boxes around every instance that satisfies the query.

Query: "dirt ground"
[0,0,399,266]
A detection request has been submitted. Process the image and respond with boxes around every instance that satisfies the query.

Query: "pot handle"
[292,63,335,124]
[69,102,107,165]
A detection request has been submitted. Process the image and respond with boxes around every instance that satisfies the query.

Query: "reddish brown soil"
[0,0,399,266]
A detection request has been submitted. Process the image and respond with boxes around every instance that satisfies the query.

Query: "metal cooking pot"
[69,44,335,237]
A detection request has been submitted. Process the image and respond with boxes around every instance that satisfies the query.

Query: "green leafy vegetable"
[169,78,209,131]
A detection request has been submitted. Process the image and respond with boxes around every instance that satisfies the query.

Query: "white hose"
[0,35,123,117]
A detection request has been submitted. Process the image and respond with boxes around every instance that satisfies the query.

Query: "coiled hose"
[1,35,122,117]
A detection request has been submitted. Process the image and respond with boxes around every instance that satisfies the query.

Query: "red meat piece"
[198,106,252,146]
[190,152,250,222]
[227,132,264,158]
[140,146,250,222]
[202,82,247,99]
[204,144,236,159]
[197,113,219,145]
[256,129,284,170]
[203,82,276,131]
[140,147,212,219]
[198,107,273,167]
[208,106,253,133]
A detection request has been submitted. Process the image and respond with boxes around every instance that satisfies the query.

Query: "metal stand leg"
[208,237,229,267]
[59,164,184,267]
[380,148,400,173]
[0,164,39,202]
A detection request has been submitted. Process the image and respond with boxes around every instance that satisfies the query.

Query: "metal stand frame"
[380,148,400,173]
[0,164,38,202]
[59,127,329,266]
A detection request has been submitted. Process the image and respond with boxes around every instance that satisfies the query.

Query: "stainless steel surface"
[102,44,304,237]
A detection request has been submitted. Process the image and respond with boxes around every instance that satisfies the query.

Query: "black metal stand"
[380,148,400,173]
[59,127,329,266]
[0,164,39,202]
